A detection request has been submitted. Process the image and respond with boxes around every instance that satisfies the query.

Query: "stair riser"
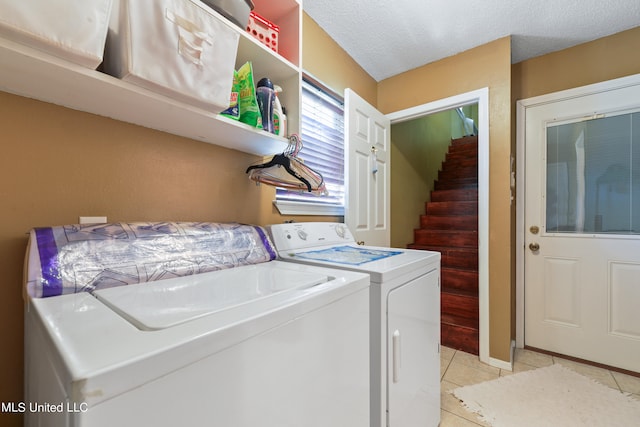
[447,142,477,152]
[420,215,477,230]
[413,230,477,247]
[442,268,479,293]
[450,138,477,147]
[440,249,478,270]
[451,136,478,146]
[405,246,479,269]
[438,168,477,181]
[441,163,477,173]
[442,154,477,165]
[435,183,479,192]
[434,180,478,191]
[444,160,478,174]
[441,323,479,355]
[440,292,478,328]
[426,201,477,216]
[442,293,478,325]
[430,189,478,202]
[448,144,478,156]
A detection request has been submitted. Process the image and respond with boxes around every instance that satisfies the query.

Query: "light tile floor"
[440,346,640,426]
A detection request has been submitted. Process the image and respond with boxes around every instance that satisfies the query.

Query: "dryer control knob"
[335,224,346,238]
[297,229,308,240]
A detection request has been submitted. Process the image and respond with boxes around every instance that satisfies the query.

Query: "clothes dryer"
[269,222,441,427]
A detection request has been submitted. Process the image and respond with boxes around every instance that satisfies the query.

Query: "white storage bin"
[105,0,239,112]
[0,0,113,69]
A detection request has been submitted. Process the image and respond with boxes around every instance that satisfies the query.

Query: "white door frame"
[387,87,491,367]
[515,73,640,349]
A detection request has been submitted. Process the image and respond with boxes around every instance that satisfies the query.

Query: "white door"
[524,79,640,372]
[344,89,391,247]
[387,270,440,427]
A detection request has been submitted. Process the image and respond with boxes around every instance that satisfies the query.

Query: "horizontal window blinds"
[276,80,344,206]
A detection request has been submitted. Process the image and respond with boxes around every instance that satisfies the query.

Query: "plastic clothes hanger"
[246,153,313,191]
[246,134,328,195]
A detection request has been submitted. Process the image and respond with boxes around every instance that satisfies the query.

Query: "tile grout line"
[608,369,623,392]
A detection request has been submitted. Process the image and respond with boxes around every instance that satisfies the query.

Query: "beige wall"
[302,13,377,105]
[0,14,376,426]
[380,37,514,362]
[512,26,640,101]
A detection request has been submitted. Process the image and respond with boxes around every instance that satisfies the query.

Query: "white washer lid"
[279,245,440,283]
[93,265,329,330]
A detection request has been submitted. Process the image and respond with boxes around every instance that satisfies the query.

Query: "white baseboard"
[488,340,516,371]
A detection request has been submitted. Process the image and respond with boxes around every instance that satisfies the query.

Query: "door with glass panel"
[524,83,640,372]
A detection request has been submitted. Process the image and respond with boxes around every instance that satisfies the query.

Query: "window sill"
[273,200,345,216]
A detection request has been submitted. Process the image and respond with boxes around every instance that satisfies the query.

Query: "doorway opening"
[392,105,480,355]
[386,88,492,366]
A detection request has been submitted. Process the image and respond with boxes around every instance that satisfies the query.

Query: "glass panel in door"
[545,110,640,234]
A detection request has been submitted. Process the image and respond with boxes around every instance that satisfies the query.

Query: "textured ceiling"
[303,0,640,81]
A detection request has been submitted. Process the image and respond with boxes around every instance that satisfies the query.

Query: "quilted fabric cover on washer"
[26,222,277,298]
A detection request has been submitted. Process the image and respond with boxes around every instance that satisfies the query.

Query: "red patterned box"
[246,11,279,53]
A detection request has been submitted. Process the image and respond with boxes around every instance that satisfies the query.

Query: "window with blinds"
[275,78,345,214]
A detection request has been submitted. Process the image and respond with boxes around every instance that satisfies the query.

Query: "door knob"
[357,241,365,245]
[529,242,540,252]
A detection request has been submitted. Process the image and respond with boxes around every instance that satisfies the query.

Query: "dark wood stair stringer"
[408,135,479,355]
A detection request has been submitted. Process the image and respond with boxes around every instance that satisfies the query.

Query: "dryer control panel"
[269,222,355,251]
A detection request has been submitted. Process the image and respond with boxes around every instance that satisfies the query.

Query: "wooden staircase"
[408,135,479,355]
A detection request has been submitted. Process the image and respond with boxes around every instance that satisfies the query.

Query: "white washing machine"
[269,222,441,427]
[23,223,371,427]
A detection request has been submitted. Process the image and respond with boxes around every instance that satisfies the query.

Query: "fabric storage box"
[0,0,113,69]
[105,0,239,112]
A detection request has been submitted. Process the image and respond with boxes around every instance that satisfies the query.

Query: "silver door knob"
[529,242,540,252]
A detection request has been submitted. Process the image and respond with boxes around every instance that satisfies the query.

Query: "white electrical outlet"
[79,216,108,224]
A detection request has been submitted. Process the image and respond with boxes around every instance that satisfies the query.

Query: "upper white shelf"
[0,36,291,156]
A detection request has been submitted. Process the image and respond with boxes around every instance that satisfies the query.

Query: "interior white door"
[344,89,391,247]
[524,80,640,372]
[387,270,440,427]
